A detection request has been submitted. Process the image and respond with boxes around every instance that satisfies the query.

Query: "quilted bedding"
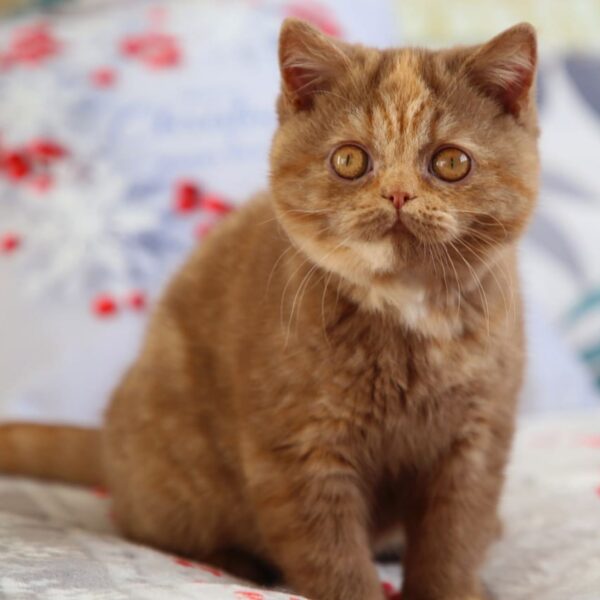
[1,409,600,600]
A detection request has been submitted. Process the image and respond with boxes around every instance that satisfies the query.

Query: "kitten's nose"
[383,190,415,210]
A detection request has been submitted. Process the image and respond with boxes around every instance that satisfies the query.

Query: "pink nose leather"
[384,190,414,209]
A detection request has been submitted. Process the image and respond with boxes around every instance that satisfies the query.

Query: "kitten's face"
[270,20,539,290]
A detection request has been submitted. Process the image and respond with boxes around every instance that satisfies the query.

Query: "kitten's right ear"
[467,23,537,118]
[278,18,348,111]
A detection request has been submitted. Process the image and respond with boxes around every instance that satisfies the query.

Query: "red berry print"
[1,233,21,254]
[121,37,143,56]
[29,173,54,193]
[201,193,233,215]
[126,290,147,311]
[382,582,395,597]
[234,592,265,600]
[174,557,194,568]
[173,557,223,576]
[148,6,168,25]
[7,23,61,65]
[28,139,68,161]
[174,180,201,213]
[578,435,600,449]
[3,152,31,180]
[92,294,118,317]
[381,583,402,599]
[120,32,181,69]
[198,564,222,577]
[91,485,110,498]
[91,67,117,88]
[194,221,214,240]
[284,1,342,37]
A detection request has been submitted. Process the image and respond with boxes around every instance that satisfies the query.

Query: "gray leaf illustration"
[542,171,597,204]
[535,67,546,109]
[527,211,586,283]
[565,55,600,118]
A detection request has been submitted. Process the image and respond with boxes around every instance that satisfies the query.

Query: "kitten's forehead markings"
[370,55,433,155]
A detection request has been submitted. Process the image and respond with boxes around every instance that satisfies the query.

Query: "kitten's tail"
[0,423,104,486]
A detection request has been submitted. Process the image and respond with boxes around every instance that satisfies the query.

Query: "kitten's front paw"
[403,582,493,600]
[460,584,494,600]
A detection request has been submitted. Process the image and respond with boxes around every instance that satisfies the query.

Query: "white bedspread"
[1,410,599,600]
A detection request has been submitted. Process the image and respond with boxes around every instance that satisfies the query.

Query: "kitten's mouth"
[385,212,411,238]
[393,214,409,233]
[351,209,414,243]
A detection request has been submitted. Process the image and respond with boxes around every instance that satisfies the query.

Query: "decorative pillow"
[0,0,397,425]
[0,0,597,429]
[522,55,600,390]
[392,0,600,392]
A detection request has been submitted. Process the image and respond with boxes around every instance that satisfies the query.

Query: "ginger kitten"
[0,19,539,600]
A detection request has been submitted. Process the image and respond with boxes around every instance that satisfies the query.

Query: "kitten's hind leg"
[103,359,260,578]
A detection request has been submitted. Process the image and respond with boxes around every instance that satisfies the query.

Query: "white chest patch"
[363,278,462,339]
[365,280,428,324]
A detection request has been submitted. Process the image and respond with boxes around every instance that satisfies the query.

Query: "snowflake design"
[1,161,188,302]
[0,70,74,143]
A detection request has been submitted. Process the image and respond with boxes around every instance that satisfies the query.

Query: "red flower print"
[1,232,21,254]
[5,23,60,65]
[92,294,119,317]
[90,67,118,88]
[284,1,343,37]
[120,31,181,69]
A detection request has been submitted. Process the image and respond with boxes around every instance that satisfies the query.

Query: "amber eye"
[431,147,471,182]
[330,144,370,180]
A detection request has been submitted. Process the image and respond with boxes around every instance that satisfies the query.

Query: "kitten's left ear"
[468,23,537,118]
[278,18,349,111]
